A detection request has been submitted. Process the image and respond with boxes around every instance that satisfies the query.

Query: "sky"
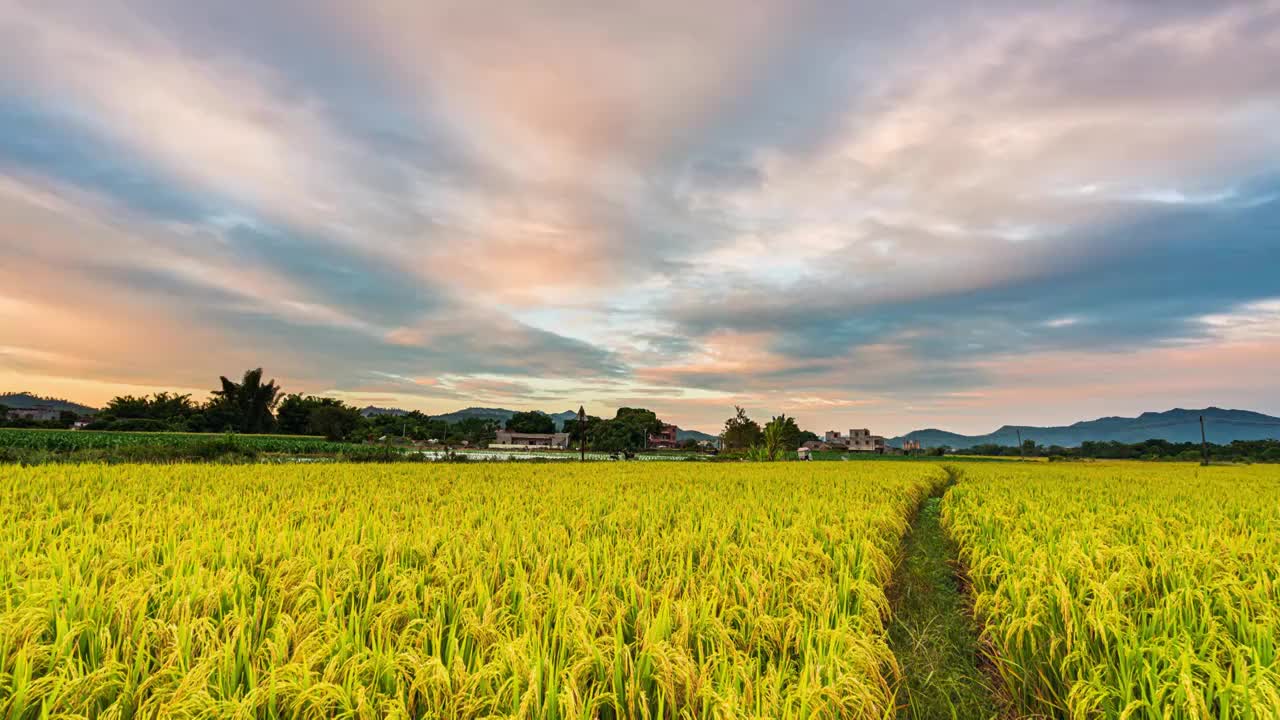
[2,0,1279,436]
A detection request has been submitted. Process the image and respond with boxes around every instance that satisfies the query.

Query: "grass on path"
[889,489,1004,719]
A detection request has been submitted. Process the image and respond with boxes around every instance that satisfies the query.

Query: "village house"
[647,423,680,449]
[491,430,572,450]
[823,428,888,454]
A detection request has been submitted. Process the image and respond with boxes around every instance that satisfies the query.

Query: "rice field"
[0,462,945,719]
[944,463,1280,719]
[0,428,349,454]
[8,460,1280,719]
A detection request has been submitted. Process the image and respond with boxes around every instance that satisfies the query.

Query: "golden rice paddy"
[944,463,1280,719]
[5,460,1279,719]
[0,463,943,719]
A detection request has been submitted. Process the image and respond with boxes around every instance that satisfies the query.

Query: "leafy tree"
[309,404,363,441]
[276,394,318,435]
[191,401,238,433]
[209,368,282,434]
[103,393,198,422]
[102,395,150,419]
[451,418,500,446]
[276,395,357,436]
[765,414,804,451]
[586,408,661,452]
[615,407,662,447]
[721,406,763,450]
[276,392,327,430]
[506,411,556,434]
[563,415,602,445]
[588,420,638,453]
[748,419,787,461]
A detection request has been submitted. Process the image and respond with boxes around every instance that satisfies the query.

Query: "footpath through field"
[888,469,1004,719]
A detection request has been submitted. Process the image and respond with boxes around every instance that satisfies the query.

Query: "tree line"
[71,369,502,445]
[0,370,704,450]
[718,406,819,459]
[949,438,1280,463]
[4,370,833,455]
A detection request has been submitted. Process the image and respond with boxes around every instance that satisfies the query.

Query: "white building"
[823,428,887,454]
[846,428,886,453]
[491,430,572,450]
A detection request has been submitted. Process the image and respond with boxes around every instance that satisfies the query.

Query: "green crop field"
[0,462,943,719]
[945,463,1280,718]
[0,428,350,455]
[2,461,1278,719]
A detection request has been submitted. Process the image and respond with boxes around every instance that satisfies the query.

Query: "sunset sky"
[2,0,1279,435]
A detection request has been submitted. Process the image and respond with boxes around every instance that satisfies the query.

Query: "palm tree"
[211,368,282,433]
[748,419,787,461]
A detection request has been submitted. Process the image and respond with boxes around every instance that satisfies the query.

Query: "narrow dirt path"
[888,473,1002,719]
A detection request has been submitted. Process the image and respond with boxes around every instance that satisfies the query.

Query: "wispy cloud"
[2,0,1279,433]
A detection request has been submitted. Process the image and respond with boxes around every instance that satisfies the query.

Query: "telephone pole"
[1016,429,1024,460]
[1200,415,1209,466]
[578,405,586,462]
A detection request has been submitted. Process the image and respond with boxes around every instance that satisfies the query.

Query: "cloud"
[2,0,1279,432]
[0,172,624,400]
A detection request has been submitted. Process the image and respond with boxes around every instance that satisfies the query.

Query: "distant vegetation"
[949,437,1280,463]
[893,407,1280,447]
[2,369,554,448]
[0,368,736,463]
[0,429,400,465]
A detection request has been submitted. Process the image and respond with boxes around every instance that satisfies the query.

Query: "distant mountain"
[381,405,713,434]
[677,429,719,444]
[891,407,1280,449]
[0,392,98,416]
[360,406,409,418]
[546,411,580,430]
[425,407,581,430]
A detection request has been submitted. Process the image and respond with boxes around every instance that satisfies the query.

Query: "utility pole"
[578,405,586,462]
[1200,415,1209,466]
[1016,429,1024,460]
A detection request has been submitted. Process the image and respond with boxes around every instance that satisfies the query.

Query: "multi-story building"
[847,428,886,453]
[647,423,680,449]
[823,428,888,453]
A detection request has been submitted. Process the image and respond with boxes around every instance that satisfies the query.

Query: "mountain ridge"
[0,392,99,416]
[890,407,1280,449]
